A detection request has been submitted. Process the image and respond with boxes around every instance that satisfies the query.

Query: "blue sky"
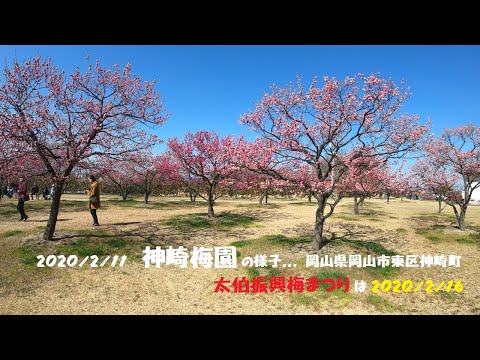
[1,45,479,154]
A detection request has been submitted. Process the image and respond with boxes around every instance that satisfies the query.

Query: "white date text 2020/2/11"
[36,255,127,268]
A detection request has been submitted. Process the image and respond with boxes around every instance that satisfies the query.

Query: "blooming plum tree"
[0,57,168,239]
[168,131,236,217]
[239,73,429,249]
[422,124,480,229]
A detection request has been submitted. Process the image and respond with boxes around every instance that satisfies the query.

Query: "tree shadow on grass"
[408,214,466,236]
[162,211,260,231]
[39,210,259,248]
[236,203,283,209]
[110,222,142,226]
[257,234,312,246]
[356,209,388,217]
[30,218,72,222]
[288,201,317,206]
[324,222,398,254]
[50,221,201,249]
[410,213,457,225]
[103,198,206,209]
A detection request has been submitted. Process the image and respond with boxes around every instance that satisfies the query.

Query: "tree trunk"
[207,202,215,218]
[438,198,442,214]
[353,196,360,215]
[452,205,467,231]
[207,185,215,218]
[265,192,268,204]
[386,193,390,204]
[313,196,328,250]
[458,207,466,230]
[188,189,197,202]
[120,185,128,201]
[121,192,127,201]
[259,192,265,205]
[358,196,365,207]
[314,219,325,250]
[144,192,149,204]
[43,182,64,240]
[307,193,312,202]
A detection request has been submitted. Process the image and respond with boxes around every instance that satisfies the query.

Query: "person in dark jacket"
[7,184,13,198]
[17,176,28,221]
[31,184,40,200]
[43,186,50,200]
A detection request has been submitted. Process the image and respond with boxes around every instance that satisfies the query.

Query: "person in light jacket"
[49,183,56,200]
[86,175,100,226]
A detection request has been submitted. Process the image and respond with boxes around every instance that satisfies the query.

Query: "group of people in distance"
[2,184,14,198]
[40,184,56,200]
[6,175,101,226]
[3,182,56,200]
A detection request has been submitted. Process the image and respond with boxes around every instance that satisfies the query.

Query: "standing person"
[43,186,50,200]
[31,184,39,200]
[17,176,29,221]
[49,183,56,200]
[7,184,13,198]
[86,175,100,226]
